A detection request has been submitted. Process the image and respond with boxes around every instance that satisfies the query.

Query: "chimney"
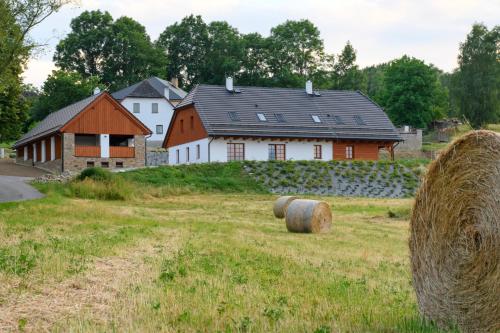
[164,87,170,100]
[170,77,179,88]
[305,80,313,95]
[226,77,234,92]
[93,87,101,95]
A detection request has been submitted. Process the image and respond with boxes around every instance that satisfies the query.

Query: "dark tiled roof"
[175,84,402,141]
[112,77,187,101]
[13,93,102,148]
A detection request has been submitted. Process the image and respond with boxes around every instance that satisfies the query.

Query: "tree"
[331,42,366,91]
[381,56,447,128]
[238,33,270,86]
[53,10,113,78]
[202,21,243,85]
[267,19,327,86]
[54,11,166,90]
[363,63,388,104]
[30,70,102,121]
[104,16,166,90]
[156,15,210,88]
[455,23,499,127]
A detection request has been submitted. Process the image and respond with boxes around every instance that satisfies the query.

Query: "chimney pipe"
[93,87,101,95]
[170,77,179,88]
[305,80,313,95]
[226,77,234,92]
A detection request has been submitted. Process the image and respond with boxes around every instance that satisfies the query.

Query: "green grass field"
[0,166,451,332]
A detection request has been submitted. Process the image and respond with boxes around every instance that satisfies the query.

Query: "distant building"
[13,92,151,173]
[112,77,187,147]
[163,78,402,164]
[395,126,423,151]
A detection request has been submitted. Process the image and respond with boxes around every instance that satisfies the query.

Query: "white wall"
[168,138,210,165]
[120,97,174,144]
[168,137,333,164]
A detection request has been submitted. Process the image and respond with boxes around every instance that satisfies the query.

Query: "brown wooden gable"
[61,93,151,135]
[163,105,208,148]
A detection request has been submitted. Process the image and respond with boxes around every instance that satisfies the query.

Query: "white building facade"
[120,97,173,145]
[168,137,333,164]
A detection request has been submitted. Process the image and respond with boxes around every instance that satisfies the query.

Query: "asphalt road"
[0,159,46,203]
[0,175,44,203]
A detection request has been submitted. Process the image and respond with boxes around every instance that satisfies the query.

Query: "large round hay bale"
[285,199,332,233]
[410,130,500,332]
[273,196,297,218]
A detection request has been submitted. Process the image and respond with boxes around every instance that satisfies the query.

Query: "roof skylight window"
[311,115,321,123]
[257,113,267,121]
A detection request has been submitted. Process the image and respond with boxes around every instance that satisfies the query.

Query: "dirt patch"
[0,233,181,332]
[0,159,47,177]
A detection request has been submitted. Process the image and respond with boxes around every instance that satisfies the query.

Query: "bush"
[68,178,133,201]
[78,167,113,182]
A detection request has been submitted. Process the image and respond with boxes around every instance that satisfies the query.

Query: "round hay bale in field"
[285,199,332,233]
[410,130,500,332]
[273,196,298,218]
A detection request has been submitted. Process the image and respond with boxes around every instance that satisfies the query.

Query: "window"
[156,125,163,134]
[256,113,267,121]
[133,103,140,113]
[228,111,240,121]
[333,115,344,125]
[275,113,286,122]
[152,103,158,114]
[314,145,322,159]
[196,144,200,159]
[311,115,321,123]
[227,143,245,161]
[86,161,95,168]
[354,115,365,125]
[180,119,184,133]
[176,149,180,164]
[186,147,190,162]
[269,144,286,161]
[346,146,354,159]
[190,116,194,129]
[116,161,123,168]
[110,135,133,147]
[75,134,99,146]
[101,161,109,168]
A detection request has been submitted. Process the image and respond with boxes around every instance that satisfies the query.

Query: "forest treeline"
[1,1,498,141]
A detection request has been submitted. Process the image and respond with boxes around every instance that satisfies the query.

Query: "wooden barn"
[13,91,151,173]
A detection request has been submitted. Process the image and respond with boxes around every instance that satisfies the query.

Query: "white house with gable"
[162,78,402,164]
[112,77,187,147]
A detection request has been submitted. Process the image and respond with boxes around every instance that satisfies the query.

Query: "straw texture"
[285,199,332,233]
[273,196,298,218]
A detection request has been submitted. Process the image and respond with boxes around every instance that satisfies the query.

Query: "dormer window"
[228,111,240,121]
[311,115,321,123]
[354,115,366,125]
[257,113,267,121]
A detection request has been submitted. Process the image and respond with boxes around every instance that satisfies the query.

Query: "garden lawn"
[0,191,447,332]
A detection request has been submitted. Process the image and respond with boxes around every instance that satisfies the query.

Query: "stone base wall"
[15,157,62,174]
[62,133,147,172]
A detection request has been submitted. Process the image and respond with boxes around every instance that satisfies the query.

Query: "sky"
[22,0,500,87]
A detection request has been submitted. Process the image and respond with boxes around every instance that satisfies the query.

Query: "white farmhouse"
[163,78,402,164]
[112,77,187,147]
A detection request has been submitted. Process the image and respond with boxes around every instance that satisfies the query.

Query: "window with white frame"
[152,103,158,113]
[133,103,140,113]
[186,147,190,162]
[176,149,180,164]
[156,125,163,134]
[345,146,354,159]
[196,144,200,159]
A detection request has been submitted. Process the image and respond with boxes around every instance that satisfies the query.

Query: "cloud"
[22,59,56,87]
[22,0,500,87]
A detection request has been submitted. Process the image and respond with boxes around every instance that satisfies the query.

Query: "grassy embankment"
[0,163,454,332]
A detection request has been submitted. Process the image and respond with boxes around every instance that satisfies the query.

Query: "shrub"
[68,178,133,201]
[77,167,113,182]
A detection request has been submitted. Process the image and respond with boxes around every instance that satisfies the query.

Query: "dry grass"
[410,130,500,332]
[0,192,445,332]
